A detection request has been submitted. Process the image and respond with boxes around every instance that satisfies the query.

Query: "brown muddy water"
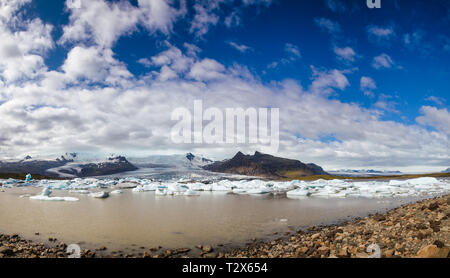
[0,187,427,254]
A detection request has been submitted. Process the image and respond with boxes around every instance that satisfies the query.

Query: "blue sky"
[29,0,449,123]
[0,0,449,171]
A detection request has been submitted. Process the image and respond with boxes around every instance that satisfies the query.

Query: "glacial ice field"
[1,176,449,201]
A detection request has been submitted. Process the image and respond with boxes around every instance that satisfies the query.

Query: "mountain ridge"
[203,151,328,179]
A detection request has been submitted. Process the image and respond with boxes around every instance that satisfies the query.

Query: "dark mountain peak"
[186,153,195,161]
[204,151,328,179]
[232,151,246,159]
[24,155,32,160]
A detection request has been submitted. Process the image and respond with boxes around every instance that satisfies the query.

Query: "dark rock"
[433,240,444,248]
[203,151,328,179]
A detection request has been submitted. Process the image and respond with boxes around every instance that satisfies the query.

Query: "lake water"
[0,186,428,255]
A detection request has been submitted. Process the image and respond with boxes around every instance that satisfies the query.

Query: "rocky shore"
[223,194,450,258]
[0,195,449,258]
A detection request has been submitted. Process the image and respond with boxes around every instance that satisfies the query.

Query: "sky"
[0,0,449,171]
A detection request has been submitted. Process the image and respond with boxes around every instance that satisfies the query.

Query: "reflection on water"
[0,187,425,252]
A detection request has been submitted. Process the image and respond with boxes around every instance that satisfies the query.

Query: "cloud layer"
[0,0,448,172]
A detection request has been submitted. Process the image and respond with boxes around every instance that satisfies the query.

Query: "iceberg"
[30,187,79,202]
[89,191,109,198]
[286,189,311,197]
[110,190,123,194]
[155,186,168,196]
[132,183,158,192]
[184,189,200,196]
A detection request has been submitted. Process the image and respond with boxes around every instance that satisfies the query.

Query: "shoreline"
[0,194,448,258]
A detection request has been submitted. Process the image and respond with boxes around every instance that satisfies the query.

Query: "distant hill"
[203,151,328,179]
[442,168,450,173]
[328,169,402,177]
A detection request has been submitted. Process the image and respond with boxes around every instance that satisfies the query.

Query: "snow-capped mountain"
[127,153,214,169]
[0,153,137,178]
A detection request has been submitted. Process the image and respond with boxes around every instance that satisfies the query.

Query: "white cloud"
[0,0,31,22]
[188,58,226,81]
[367,25,396,44]
[0,2,53,83]
[227,41,252,53]
[314,17,341,34]
[326,0,347,13]
[224,9,241,28]
[309,67,349,95]
[334,46,356,62]
[62,46,133,86]
[372,53,395,69]
[425,96,445,106]
[416,106,450,135]
[138,0,186,34]
[284,43,301,59]
[60,0,186,48]
[360,76,377,97]
[60,0,141,48]
[189,3,219,37]
[367,25,395,37]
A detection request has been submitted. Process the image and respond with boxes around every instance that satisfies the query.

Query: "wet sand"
[0,186,433,255]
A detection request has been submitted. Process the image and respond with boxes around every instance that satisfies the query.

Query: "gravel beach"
[0,195,449,258]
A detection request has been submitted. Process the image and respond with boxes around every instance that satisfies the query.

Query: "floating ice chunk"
[30,195,79,202]
[69,190,91,194]
[114,182,138,189]
[155,186,168,196]
[132,183,158,192]
[188,182,212,191]
[110,190,123,194]
[246,186,272,195]
[167,183,189,193]
[232,188,248,194]
[184,189,200,196]
[25,174,31,182]
[41,187,52,196]
[286,189,311,197]
[89,191,109,198]
[30,187,79,202]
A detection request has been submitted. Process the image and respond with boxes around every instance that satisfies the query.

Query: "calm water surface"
[0,187,428,253]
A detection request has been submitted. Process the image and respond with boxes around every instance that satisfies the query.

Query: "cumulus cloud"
[372,53,395,69]
[425,96,445,106]
[0,2,53,83]
[284,43,301,59]
[334,46,357,62]
[326,0,347,13]
[360,76,377,97]
[367,25,396,45]
[314,17,341,34]
[227,41,252,53]
[416,106,450,135]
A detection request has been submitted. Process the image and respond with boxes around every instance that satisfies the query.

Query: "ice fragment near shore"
[30,187,79,202]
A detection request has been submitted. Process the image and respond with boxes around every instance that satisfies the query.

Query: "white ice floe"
[132,183,159,192]
[110,190,123,194]
[29,187,79,202]
[155,186,168,196]
[3,175,449,200]
[89,191,109,198]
